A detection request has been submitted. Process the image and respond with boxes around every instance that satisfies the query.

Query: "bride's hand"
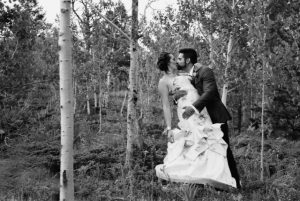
[163,128,174,143]
[162,127,170,135]
[168,131,174,143]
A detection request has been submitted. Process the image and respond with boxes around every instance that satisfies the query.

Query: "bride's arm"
[158,79,172,130]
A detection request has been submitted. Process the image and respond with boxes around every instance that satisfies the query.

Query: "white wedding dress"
[155,75,236,188]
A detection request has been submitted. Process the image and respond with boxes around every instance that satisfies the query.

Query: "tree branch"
[197,21,209,43]
[227,85,238,93]
[143,0,158,20]
[11,39,19,59]
[233,0,241,9]
[86,1,132,43]
[72,0,84,25]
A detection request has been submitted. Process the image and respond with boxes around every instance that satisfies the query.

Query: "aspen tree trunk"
[221,1,238,106]
[98,65,102,132]
[94,86,97,108]
[86,83,91,115]
[208,33,214,68]
[106,71,111,92]
[221,33,234,106]
[59,0,74,200]
[120,91,128,115]
[260,51,268,182]
[73,78,77,113]
[73,53,77,114]
[98,92,102,132]
[125,0,138,167]
[105,70,111,107]
[208,11,214,69]
[92,50,98,109]
[242,93,249,126]
[260,0,268,178]
[250,60,253,118]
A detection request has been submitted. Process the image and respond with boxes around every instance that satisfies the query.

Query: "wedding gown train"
[155,75,236,188]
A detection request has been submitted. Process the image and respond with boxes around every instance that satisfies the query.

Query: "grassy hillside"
[0,88,300,201]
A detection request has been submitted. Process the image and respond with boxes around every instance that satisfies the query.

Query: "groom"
[173,48,241,189]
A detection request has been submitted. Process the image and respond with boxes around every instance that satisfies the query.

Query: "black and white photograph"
[0,0,299,200]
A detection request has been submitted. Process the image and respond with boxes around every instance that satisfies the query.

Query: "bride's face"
[168,54,177,72]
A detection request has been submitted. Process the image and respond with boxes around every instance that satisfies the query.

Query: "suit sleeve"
[192,67,219,112]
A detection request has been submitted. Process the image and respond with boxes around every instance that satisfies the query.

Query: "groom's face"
[176,53,186,70]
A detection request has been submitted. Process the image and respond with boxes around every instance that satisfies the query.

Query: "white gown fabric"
[155,75,236,188]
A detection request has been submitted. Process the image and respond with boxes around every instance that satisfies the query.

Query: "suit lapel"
[191,64,204,93]
[193,64,203,73]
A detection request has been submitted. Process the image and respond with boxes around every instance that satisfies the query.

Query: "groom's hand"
[182,106,195,119]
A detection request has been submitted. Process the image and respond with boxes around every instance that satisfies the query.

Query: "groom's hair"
[157,52,171,73]
[179,48,198,64]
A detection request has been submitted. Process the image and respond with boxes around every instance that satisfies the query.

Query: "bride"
[155,52,236,188]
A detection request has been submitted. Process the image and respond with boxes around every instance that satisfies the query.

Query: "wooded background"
[0,0,299,200]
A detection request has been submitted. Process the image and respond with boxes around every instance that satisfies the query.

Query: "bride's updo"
[157,52,171,73]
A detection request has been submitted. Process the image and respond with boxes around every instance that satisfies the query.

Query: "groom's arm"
[192,67,218,112]
[182,67,218,119]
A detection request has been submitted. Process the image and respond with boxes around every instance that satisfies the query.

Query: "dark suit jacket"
[191,65,231,123]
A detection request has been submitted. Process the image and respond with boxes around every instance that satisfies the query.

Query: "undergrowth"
[0,91,300,200]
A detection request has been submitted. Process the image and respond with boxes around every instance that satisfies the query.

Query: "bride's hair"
[157,52,171,73]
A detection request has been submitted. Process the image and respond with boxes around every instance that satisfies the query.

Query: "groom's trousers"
[221,123,241,189]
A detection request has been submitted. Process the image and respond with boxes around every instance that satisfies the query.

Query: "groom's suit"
[191,66,231,124]
[191,65,241,189]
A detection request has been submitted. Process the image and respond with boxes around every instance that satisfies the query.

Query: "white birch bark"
[260,47,268,182]
[73,78,77,113]
[260,57,268,181]
[221,33,234,106]
[207,10,214,69]
[92,50,98,108]
[98,65,102,132]
[126,0,139,167]
[120,91,128,115]
[86,84,91,115]
[98,92,102,132]
[221,1,240,106]
[208,32,214,68]
[94,88,97,108]
[59,0,74,200]
[104,70,111,107]
[260,2,268,180]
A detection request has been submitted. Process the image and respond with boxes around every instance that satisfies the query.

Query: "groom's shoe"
[237,179,242,190]
[161,180,168,186]
[161,181,172,192]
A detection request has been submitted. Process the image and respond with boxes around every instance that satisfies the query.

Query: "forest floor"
[0,93,300,201]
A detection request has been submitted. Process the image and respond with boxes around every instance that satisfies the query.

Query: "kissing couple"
[155,48,241,189]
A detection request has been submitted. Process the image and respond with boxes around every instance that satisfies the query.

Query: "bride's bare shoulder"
[158,76,168,89]
[159,76,173,94]
[159,75,174,86]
